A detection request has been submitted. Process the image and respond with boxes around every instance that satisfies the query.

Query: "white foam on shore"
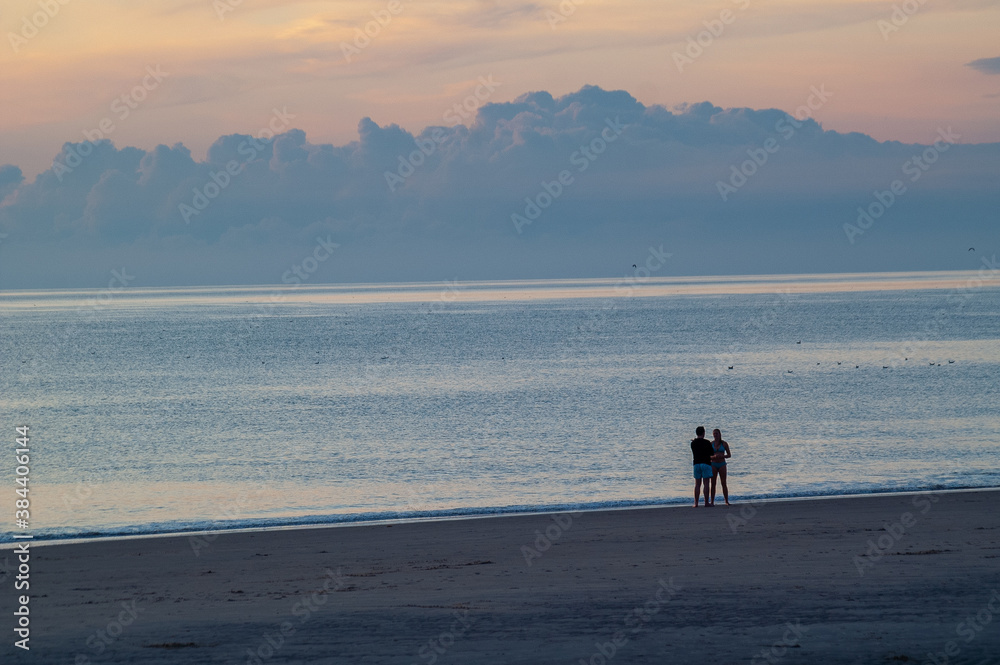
[6,485,1000,550]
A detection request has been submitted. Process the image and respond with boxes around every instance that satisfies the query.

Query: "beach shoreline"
[3,489,999,663]
[6,484,1000,550]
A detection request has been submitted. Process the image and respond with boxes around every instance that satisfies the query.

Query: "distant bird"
[883,366,888,369]
[930,362,935,366]
[381,356,388,360]
[727,366,733,370]
[855,365,859,368]
[837,362,842,365]
[817,362,820,365]
[904,358,908,361]
[632,264,637,269]
[969,247,975,252]
[787,370,793,373]
[948,360,955,364]
[796,341,801,344]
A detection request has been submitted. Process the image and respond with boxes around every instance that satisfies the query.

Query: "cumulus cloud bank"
[1,86,997,288]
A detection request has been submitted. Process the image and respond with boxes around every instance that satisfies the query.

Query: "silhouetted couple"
[691,426,731,507]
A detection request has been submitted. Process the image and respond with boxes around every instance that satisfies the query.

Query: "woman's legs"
[718,465,729,505]
[710,466,719,505]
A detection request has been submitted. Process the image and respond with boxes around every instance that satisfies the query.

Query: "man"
[691,426,714,507]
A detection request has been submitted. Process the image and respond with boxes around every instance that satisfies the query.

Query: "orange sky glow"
[2,0,998,178]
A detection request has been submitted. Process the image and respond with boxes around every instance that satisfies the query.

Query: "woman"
[710,428,732,506]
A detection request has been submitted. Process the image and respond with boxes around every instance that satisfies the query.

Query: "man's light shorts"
[693,463,713,479]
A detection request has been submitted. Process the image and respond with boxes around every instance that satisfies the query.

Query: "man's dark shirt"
[691,437,714,466]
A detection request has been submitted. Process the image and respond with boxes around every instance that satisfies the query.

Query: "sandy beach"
[4,489,1000,664]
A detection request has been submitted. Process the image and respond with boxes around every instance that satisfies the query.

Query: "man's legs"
[694,478,702,507]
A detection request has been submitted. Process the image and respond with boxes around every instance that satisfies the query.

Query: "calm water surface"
[1,272,998,542]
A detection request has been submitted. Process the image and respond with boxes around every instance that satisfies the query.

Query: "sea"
[1,270,998,543]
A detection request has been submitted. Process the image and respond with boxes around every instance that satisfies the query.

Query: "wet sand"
[3,489,999,664]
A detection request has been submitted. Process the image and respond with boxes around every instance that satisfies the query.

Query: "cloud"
[0,86,997,288]
[0,165,23,202]
[967,56,1000,74]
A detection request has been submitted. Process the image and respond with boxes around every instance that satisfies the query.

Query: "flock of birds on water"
[725,339,958,373]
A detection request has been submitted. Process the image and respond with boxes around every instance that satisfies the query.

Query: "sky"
[1,0,998,288]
